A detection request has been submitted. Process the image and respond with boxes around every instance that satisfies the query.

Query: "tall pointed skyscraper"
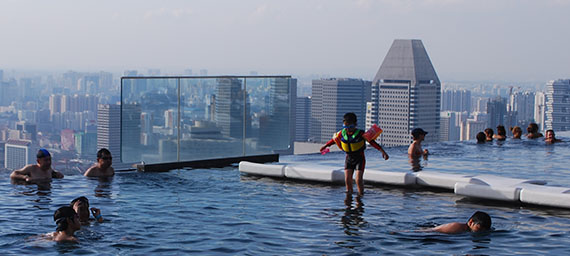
[366,39,441,146]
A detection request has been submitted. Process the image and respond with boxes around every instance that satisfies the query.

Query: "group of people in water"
[476,122,562,144]
[10,148,115,242]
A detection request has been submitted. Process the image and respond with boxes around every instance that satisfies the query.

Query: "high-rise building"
[75,131,97,159]
[534,92,546,132]
[439,111,464,141]
[310,78,370,143]
[258,78,296,154]
[545,79,570,131]
[442,89,471,113]
[508,91,535,128]
[215,78,251,139]
[121,104,142,163]
[49,94,64,116]
[4,140,34,170]
[97,104,121,161]
[487,97,506,129]
[295,96,311,142]
[61,129,75,151]
[16,121,37,142]
[368,39,441,146]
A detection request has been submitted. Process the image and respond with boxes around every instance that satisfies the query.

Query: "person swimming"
[70,196,103,224]
[52,206,81,243]
[545,129,562,144]
[428,211,492,234]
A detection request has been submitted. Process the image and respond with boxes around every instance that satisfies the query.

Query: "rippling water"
[2,136,570,255]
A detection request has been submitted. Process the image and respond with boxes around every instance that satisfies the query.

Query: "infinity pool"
[1,136,570,255]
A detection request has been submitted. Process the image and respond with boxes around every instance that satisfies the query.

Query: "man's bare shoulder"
[84,165,100,177]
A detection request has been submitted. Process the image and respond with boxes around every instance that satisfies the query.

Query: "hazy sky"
[0,0,569,81]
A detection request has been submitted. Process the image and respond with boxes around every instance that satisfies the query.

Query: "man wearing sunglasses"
[84,148,115,177]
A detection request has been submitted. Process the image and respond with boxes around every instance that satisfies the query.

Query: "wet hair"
[469,211,492,230]
[97,148,111,159]
[476,132,486,143]
[343,112,357,125]
[54,206,76,232]
[546,129,556,138]
[511,126,521,134]
[496,125,506,136]
[70,196,89,207]
[484,128,494,137]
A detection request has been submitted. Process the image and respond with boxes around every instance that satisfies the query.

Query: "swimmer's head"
[36,149,52,170]
[54,206,80,232]
[467,211,492,232]
[476,132,486,143]
[70,196,90,222]
[343,112,357,126]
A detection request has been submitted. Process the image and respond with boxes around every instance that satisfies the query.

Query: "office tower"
[49,94,64,116]
[215,78,250,139]
[259,78,296,153]
[440,111,463,141]
[310,78,370,143]
[4,140,34,170]
[368,39,441,146]
[16,121,37,142]
[508,91,535,127]
[97,104,121,161]
[164,109,177,129]
[295,96,311,142]
[62,94,99,113]
[122,104,142,163]
[534,92,546,132]
[442,89,471,112]
[487,97,506,128]
[77,75,100,94]
[60,129,75,151]
[75,131,97,159]
[545,79,570,131]
[205,95,215,121]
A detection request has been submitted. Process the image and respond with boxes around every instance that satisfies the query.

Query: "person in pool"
[84,148,115,177]
[52,206,81,243]
[493,125,507,141]
[429,211,492,234]
[408,128,429,158]
[476,132,486,144]
[526,123,543,139]
[70,196,103,224]
[484,128,494,141]
[10,149,64,183]
[510,126,522,139]
[544,129,562,144]
[320,112,389,195]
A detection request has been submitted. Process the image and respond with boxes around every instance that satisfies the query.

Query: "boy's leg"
[355,170,364,195]
[345,169,355,194]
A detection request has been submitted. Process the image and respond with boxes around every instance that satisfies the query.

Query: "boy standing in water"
[320,113,389,195]
[10,149,64,182]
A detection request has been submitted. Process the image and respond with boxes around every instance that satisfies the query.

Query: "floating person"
[408,128,429,158]
[320,112,389,195]
[10,149,64,183]
[51,206,81,243]
[493,125,507,141]
[70,196,103,224]
[84,148,115,177]
[484,128,494,141]
[476,132,486,144]
[428,211,492,234]
[526,123,543,139]
[544,129,562,144]
[510,126,522,139]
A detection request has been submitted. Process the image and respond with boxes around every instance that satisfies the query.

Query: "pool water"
[2,136,570,255]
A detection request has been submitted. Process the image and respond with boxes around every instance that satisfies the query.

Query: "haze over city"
[1,0,569,81]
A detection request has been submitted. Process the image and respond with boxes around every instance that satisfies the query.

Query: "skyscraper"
[97,104,121,161]
[442,89,471,113]
[368,39,441,146]
[122,104,142,163]
[215,78,251,139]
[534,92,546,132]
[487,97,506,129]
[310,78,370,143]
[545,79,570,131]
[258,78,296,154]
[295,96,311,142]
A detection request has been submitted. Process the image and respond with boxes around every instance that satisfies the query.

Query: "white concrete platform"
[284,164,345,183]
[364,169,416,186]
[238,161,286,177]
[454,175,548,201]
[519,184,570,208]
[415,171,475,190]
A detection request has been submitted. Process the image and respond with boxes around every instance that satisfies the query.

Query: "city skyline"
[0,1,569,81]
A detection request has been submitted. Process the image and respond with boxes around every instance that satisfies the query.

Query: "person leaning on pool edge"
[84,148,115,177]
[10,149,64,182]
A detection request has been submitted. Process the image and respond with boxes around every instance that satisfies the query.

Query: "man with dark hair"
[476,132,486,144]
[408,128,429,157]
[430,211,492,234]
[544,129,562,143]
[320,112,389,195]
[484,128,494,141]
[52,206,81,242]
[84,148,115,177]
[10,149,64,182]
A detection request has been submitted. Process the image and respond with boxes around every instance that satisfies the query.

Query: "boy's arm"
[10,166,31,181]
[369,140,389,160]
[319,139,335,152]
[51,169,64,179]
[91,207,104,223]
[430,222,469,234]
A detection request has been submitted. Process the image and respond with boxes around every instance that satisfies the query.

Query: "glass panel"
[121,78,178,164]
[179,77,245,161]
[245,77,294,155]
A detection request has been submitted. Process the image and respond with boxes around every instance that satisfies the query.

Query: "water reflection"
[11,180,53,210]
[93,177,113,198]
[409,155,428,172]
[341,193,365,236]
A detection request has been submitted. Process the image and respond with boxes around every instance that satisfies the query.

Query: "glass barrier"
[121,76,293,164]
